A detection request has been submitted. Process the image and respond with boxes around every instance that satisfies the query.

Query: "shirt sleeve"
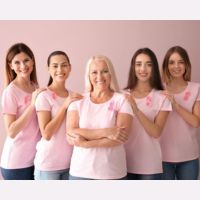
[35,92,51,111]
[118,95,134,116]
[1,88,18,115]
[67,101,78,112]
[196,83,200,101]
[160,97,172,111]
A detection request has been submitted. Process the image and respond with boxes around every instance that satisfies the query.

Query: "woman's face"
[168,52,186,79]
[135,53,152,83]
[48,54,71,83]
[10,52,34,79]
[89,59,111,91]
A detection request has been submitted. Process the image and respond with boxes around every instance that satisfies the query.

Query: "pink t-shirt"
[34,89,73,171]
[1,82,41,169]
[125,89,172,174]
[68,92,133,179]
[160,82,200,162]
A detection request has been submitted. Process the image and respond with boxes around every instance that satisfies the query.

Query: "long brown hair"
[125,48,163,90]
[5,43,38,86]
[162,46,191,84]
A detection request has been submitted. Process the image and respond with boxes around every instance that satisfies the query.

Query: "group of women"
[0,43,200,180]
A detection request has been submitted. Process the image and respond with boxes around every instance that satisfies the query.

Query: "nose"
[20,62,26,69]
[140,64,146,71]
[97,72,103,80]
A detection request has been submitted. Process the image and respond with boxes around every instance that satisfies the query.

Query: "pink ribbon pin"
[183,91,191,101]
[146,96,152,106]
[108,101,115,111]
[24,95,30,104]
[52,92,57,100]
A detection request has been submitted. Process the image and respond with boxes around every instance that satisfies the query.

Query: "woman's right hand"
[31,88,46,106]
[63,93,83,109]
[106,127,128,143]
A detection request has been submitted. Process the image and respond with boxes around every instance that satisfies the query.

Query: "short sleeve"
[196,83,200,101]
[1,88,18,115]
[35,92,51,111]
[119,97,134,116]
[160,97,172,111]
[68,101,78,112]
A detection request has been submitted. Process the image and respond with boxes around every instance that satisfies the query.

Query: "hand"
[124,92,139,114]
[162,90,179,109]
[106,127,128,143]
[31,88,46,106]
[63,93,83,109]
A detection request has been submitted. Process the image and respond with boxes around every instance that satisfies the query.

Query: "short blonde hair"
[85,55,119,92]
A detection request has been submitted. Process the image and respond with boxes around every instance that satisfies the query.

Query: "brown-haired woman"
[160,46,200,180]
[0,43,44,179]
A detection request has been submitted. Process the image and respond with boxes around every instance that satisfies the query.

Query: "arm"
[125,93,169,138]
[38,93,83,141]
[163,91,200,128]
[67,111,128,141]
[3,88,45,138]
[66,111,132,148]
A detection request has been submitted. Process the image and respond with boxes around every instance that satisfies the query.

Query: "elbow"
[41,131,52,141]
[7,127,17,139]
[151,129,162,139]
[192,120,200,128]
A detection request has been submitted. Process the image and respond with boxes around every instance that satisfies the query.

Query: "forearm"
[135,109,162,138]
[7,105,35,138]
[75,138,122,148]
[67,128,113,140]
[173,103,200,128]
[42,105,67,140]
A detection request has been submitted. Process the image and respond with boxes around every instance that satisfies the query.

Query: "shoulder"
[188,81,200,89]
[2,82,16,97]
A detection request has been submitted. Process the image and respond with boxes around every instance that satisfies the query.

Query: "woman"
[66,55,133,180]
[1,43,43,180]
[34,51,82,180]
[160,46,200,180]
[124,48,171,180]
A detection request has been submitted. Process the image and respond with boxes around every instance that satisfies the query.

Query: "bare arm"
[3,88,45,138]
[66,111,133,148]
[125,93,169,138]
[38,93,83,141]
[67,111,128,141]
[163,91,200,128]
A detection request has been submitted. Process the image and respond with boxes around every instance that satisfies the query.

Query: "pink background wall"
[0,21,200,179]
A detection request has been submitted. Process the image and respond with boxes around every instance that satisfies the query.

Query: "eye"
[24,58,31,63]
[103,70,109,73]
[169,60,174,65]
[147,63,152,67]
[51,65,58,68]
[62,64,69,68]
[91,71,97,74]
[14,61,20,65]
[135,63,141,67]
[179,61,185,64]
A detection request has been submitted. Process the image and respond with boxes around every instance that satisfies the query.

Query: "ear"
[69,64,72,72]
[9,63,14,70]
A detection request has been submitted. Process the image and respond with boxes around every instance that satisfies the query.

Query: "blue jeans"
[69,174,127,180]
[0,166,34,180]
[34,168,69,180]
[162,159,199,180]
[127,173,162,180]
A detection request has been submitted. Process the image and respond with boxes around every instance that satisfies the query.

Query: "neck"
[168,77,187,88]
[49,81,66,91]
[91,88,112,99]
[15,76,32,87]
[134,81,152,93]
